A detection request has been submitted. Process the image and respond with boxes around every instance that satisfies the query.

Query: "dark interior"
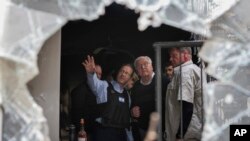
[61,3,190,83]
[60,3,191,135]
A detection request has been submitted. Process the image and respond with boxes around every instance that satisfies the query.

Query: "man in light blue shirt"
[82,55,134,141]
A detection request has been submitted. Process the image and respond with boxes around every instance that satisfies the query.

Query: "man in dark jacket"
[131,56,169,141]
[82,55,134,141]
[71,64,102,139]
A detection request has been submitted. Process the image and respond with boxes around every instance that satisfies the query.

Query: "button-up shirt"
[87,73,124,104]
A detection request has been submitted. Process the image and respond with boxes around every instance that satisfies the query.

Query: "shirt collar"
[174,60,193,71]
[140,72,155,85]
[111,80,124,93]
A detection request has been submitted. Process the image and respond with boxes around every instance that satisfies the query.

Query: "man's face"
[165,65,173,78]
[95,65,102,79]
[169,48,184,67]
[136,59,153,78]
[125,78,135,90]
[116,65,133,86]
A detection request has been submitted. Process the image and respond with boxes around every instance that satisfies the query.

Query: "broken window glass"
[1,0,249,141]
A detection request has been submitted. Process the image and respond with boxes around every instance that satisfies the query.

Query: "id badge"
[119,97,125,103]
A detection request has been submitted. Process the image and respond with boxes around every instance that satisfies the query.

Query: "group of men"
[74,47,203,141]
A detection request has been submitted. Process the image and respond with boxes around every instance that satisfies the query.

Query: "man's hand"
[82,55,96,73]
[176,138,184,141]
[131,106,140,118]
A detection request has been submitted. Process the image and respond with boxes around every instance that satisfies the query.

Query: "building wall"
[28,30,61,141]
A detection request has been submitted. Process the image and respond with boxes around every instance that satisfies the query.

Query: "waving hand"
[82,55,96,73]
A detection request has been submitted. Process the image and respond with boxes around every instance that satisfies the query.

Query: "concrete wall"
[28,31,61,141]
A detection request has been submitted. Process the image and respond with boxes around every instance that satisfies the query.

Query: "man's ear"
[183,50,189,61]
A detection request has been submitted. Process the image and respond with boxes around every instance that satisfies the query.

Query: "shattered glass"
[1,1,65,141]
[200,37,250,141]
[210,0,250,42]
[201,83,250,141]
[11,0,111,20]
[0,0,250,140]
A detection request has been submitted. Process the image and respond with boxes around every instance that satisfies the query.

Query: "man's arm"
[82,55,108,103]
[176,73,194,139]
[86,73,108,104]
[176,101,193,139]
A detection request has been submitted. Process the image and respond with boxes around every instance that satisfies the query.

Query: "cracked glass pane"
[200,39,250,94]
[202,83,250,141]
[210,0,250,42]
[1,0,249,141]
[155,0,238,36]
[11,0,111,20]
[1,1,65,141]
[3,85,49,141]
[200,32,250,141]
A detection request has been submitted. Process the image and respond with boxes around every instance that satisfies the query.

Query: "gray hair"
[170,47,192,59]
[179,47,192,54]
[134,56,152,68]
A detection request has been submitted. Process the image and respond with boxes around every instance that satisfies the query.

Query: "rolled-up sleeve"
[87,73,108,104]
[177,75,194,103]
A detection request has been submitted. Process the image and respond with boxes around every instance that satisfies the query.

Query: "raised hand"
[82,55,96,73]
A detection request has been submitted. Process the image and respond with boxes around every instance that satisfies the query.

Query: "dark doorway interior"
[61,3,191,83]
[60,3,191,140]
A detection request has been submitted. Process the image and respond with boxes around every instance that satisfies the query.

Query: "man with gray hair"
[131,56,169,140]
[165,47,203,141]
